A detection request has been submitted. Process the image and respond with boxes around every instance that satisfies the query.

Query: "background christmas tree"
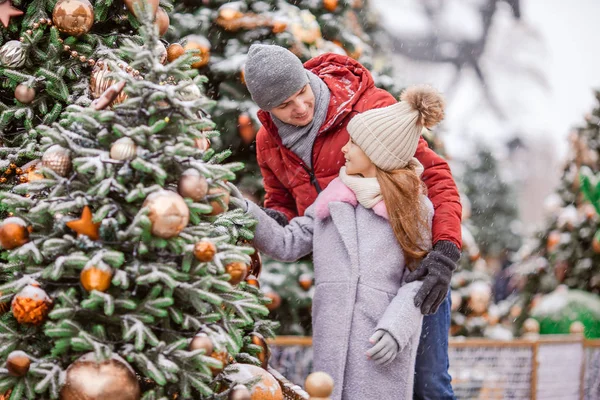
[168,0,400,195]
[0,6,280,399]
[513,91,600,338]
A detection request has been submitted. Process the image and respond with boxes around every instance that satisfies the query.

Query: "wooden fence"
[268,335,600,400]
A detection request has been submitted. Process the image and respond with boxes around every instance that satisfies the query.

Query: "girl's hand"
[366,330,399,366]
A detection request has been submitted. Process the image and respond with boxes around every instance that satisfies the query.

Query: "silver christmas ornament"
[42,145,71,177]
[110,137,137,161]
[0,40,26,68]
[177,82,201,102]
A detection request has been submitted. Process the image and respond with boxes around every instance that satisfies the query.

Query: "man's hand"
[366,330,399,366]
[405,241,460,315]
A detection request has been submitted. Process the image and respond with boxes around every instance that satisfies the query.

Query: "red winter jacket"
[255,53,462,248]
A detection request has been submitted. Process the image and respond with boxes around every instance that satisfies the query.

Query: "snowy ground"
[370,0,600,230]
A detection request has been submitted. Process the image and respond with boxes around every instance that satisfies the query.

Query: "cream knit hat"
[347,85,445,171]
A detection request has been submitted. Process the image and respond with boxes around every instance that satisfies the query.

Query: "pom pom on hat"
[347,84,446,171]
[400,84,445,128]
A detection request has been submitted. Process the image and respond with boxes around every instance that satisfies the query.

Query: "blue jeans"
[413,291,455,400]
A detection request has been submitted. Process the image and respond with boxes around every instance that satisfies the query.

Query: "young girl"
[233,85,445,399]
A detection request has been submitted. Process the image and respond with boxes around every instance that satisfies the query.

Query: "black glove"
[261,207,289,227]
[405,240,460,315]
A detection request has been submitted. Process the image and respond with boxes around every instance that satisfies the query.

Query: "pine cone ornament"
[11,284,52,325]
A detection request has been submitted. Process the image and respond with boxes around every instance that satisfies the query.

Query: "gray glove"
[366,330,399,366]
[226,182,248,212]
[405,240,460,315]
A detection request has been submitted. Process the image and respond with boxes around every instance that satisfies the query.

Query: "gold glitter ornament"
[193,240,216,262]
[52,0,94,37]
[0,40,26,68]
[14,84,35,104]
[143,190,189,238]
[225,261,248,285]
[12,283,52,325]
[60,353,140,400]
[42,144,71,177]
[178,169,208,202]
[110,137,137,161]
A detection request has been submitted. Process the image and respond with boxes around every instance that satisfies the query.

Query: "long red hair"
[376,165,429,271]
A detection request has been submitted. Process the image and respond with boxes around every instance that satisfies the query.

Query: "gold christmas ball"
[323,0,338,12]
[52,0,95,37]
[245,275,260,289]
[42,145,71,177]
[298,273,313,291]
[195,137,211,151]
[178,169,209,202]
[124,0,159,17]
[90,62,128,106]
[60,353,140,400]
[184,36,211,68]
[6,351,30,377]
[229,384,251,400]
[208,187,230,216]
[143,190,190,239]
[80,265,113,292]
[523,318,540,334]
[12,283,52,325]
[189,333,214,354]
[0,217,29,249]
[194,240,217,262]
[250,333,270,369]
[110,137,137,161]
[166,43,185,63]
[225,262,248,285]
[226,364,283,400]
[155,7,169,36]
[305,371,334,399]
[264,292,281,311]
[14,84,36,104]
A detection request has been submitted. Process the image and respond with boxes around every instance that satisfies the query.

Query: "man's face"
[270,84,315,126]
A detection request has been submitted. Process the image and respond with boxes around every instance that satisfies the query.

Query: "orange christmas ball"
[245,274,260,288]
[167,43,185,63]
[208,187,231,216]
[194,240,217,262]
[271,21,287,34]
[323,0,338,12]
[6,351,30,377]
[226,364,283,400]
[80,265,113,292]
[238,113,256,144]
[189,333,214,354]
[250,333,270,369]
[178,169,209,202]
[184,37,211,68]
[0,217,29,249]
[209,351,229,376]
[155,7,169,36]
[264,292,281,311]
[12,284,52,325]
[225,262,248,285]
[298,274,313,291]
[218,7,243,21]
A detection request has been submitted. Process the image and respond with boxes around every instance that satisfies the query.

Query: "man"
[245,44,461,400]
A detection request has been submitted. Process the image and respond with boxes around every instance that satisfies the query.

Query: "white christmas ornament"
[110,137,137,161]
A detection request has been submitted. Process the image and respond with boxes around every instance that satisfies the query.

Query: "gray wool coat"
[247,178,432,400]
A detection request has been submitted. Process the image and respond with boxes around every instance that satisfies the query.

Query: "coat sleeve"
[414,137,462,249]
[256,127,298,221]
[375,281,424,350]
[247,201,315,262]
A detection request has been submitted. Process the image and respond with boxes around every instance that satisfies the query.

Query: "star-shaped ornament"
[66,206,100,240]
[0,0,23,29]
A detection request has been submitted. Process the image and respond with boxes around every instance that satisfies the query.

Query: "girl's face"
[341,138,377,177]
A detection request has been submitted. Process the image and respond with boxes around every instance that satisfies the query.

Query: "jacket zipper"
[302,145,322,194]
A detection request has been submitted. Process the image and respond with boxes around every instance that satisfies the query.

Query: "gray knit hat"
[244,44,309,111]
[347,85,445,171]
